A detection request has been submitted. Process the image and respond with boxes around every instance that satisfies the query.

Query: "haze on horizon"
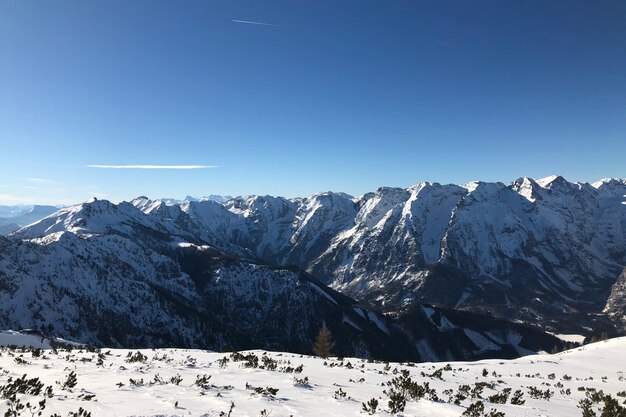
[1,1,625,205]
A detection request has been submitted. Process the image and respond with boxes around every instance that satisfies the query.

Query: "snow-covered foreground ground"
[1,333,625,416]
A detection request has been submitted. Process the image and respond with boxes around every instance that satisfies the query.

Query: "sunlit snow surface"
[0,331,625,416]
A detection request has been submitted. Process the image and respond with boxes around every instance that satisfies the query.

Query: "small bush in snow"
[578,390,626,417]
[125,351,147,363]
[60,371,78,391]
[510,389,525,405]
[293,376,309,387]
[462,400,505,417]
[488,388,511,404]
[527,386,553,400]
[0,374,53,399]
[195,374,212,390]
[362,398,378,414]
[334,388,347,399]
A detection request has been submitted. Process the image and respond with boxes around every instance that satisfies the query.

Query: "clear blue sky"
[1,1,625,204]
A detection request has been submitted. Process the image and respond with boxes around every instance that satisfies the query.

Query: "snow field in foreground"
[0,335,625,416]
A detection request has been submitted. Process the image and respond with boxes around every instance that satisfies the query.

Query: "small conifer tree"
[312,322,335,358]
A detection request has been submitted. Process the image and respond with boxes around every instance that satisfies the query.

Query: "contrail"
[87,165,218,169]
[232,19,276,27]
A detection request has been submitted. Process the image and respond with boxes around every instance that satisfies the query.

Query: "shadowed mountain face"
[0,223,19,235]
[125,176,625,335]
[606,268,626,333]
[0,198,569,361]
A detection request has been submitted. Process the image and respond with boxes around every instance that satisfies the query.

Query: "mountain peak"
[511,177,541,201]
[592,178,626,189]
[536,174,568,188]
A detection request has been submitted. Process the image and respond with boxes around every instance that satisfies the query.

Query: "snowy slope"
[0,332,624,416]
[0,330,79,349]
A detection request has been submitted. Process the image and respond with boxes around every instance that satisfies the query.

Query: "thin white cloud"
[87,165,218,170]
[26,177,56,185]
[232,19,276,27]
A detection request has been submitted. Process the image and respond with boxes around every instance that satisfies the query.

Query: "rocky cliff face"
[605,268,626,333]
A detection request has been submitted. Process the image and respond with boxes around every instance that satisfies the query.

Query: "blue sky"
[1,1,625,204]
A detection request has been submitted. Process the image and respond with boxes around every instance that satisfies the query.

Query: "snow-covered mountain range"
[0,196,569,361]
[1,175,624,358]
[126,176,625,335]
